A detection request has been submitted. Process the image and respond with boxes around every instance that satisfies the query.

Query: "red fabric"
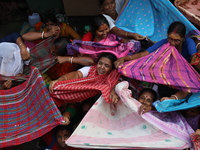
[47,62,78,80]
[51,65,120,107]
[42,130,59,150]
[82,32,97,42]
[191,133,200,150]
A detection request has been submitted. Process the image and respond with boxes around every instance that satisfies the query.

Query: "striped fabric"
[67,35,140,61]
[66,81,192,149]
[119,43,200,93]
[23,37,57,75]
[51,66,120,107]
[0,67,63,148]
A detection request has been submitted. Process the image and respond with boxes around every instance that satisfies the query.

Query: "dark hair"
[139,88,157,102]
[98,0,105,5]
[52,36,70,56]
[91,14,110,41]
[167,21,186,38]
[44,13,58,24]
[98,52,117,69]
[54,124,73,135]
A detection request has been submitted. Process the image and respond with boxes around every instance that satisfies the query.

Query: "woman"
[47,36,94,80]
[115,21,198,67]
[22,13,81,42]
[0,32,30,90]
[49,52,120,104]
[49,53,120,123]
[56,14,140,68]
[138,88,157,114]
[99,0,145,41]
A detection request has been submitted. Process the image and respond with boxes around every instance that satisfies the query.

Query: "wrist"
[170,94,178,99]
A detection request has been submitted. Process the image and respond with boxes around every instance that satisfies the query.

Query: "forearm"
[128,50,149,60]
[110,27,127,38]
[57,71,82,82]
[170,91,190,99]
[22,31,51,41]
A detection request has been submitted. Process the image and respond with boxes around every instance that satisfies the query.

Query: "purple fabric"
[119,42,200,93]
[142,111,194,145]
[67,34,141,61]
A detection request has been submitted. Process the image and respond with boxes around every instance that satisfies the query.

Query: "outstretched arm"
[56,55,94,66]
[22,26,60,41]
[110,26,145,41]
[49,71,83,93]
[160,91,190,101]
[114,50,149,68]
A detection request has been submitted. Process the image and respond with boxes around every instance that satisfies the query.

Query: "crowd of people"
[1,0,200,149]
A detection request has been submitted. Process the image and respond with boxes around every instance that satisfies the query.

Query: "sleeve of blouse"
[0,32,21,43]
[146,39,168,53]
[186,37,197,56]
[103,14,116,29]
[78,66,91,77]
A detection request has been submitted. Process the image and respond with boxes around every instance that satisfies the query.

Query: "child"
[37,125,82,150]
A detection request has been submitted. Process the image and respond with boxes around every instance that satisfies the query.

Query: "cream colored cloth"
[0,42,29,76]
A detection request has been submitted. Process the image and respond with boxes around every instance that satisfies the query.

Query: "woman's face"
[56,129,71,148]
[167,32,184,48]
[101,0,116,15]
[97,57,113,75]
[95,23,110,41]
[45,21,57,30]
[138,91,154,106]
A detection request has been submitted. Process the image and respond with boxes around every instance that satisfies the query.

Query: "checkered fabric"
[0,67,63,148]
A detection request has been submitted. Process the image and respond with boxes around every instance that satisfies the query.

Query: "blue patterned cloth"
[116,0,200,42]
[153,92,200,112]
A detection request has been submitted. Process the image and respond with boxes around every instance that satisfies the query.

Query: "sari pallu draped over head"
[119,43,200,93]
[50,66,120,107]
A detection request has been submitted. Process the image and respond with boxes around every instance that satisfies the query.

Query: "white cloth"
[78,66,91,78]
[0,42,29,76]
[115,0,126,14]
[103,14,116,29]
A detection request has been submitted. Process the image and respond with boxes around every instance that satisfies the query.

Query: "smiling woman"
[49,52,120,124]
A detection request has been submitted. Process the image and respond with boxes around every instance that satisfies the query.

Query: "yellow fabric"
[43,22,81,40]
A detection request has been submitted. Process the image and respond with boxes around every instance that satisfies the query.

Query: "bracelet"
[196,42,200,49]
[63,75,68,80]
[125,32,128,38]
[129,55,133,59]
[18,42,23,47]
[41,31,45,39]
[37,142,42,149]
[69,56,73,64]
[171,94,178,100]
